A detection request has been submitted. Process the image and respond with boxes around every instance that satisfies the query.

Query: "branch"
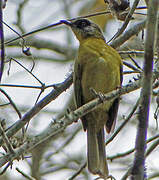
[121,133,159,180]
[16,167,36,180]
[131,0,159,179]
[106,98,140,145]
[0,123,14,154]
[0,88,22,119]
[1,72,159,168]
[6,19,146,55]
[0,69,159,168]
[108,0,140,42]
[110,19,146,48]
[107,133,159,161]
[4,11,111,45]
[0,73,73,146]
[0,76,143,167]
[0,0,4,82]
[6,37,76,58]
[68,163,87,180]
[148,172,159,179]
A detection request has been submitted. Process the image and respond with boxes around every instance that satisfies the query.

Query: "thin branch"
[2,20,26,47]
[0,88,22,119]
[119,50,144,55]
[106,99,140,145]
[6,36,76,57]
[45,126,81,160]
[131,1,159,179]
[145,137,159,157]
[0,84,45,89]
[108,0,140,43]
[0,75,142,167]
[10,58,44,86]
[107,148,134,161]
[4,11,111,45]
[121,134,159,180]
[0,71,159,167]
[6,19,146,58]
[68,163,87,180]
[107,133,159,161]
[148,172,159,179]
[0,75,159,168]
[0,162,10,175]
[0,123,14,154]
[15,0,28,34]
[0,0,4,82]
[16,167,36,180]
[0,102,10,107]
[0,73,73,146]
[123,61,142,72]
[110,19,146,49]
[128,55,142,70]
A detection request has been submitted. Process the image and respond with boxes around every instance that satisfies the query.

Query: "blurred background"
[0,0,159,179]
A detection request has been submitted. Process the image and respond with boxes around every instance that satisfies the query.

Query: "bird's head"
[61,19,105,42]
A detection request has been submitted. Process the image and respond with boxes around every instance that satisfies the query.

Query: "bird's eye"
[74,19,91,29]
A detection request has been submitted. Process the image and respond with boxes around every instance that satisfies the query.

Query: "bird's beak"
[60,20,72,26]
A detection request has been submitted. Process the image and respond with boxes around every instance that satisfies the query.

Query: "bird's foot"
[106,175,116,180]
[94,174,116,180]
[90,88,105,103]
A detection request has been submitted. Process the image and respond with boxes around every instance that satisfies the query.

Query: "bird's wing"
[74,63,88,130]
[106,64,123,133]
[74,63,83,107]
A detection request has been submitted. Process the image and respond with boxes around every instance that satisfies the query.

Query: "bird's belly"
[81,59,120,110]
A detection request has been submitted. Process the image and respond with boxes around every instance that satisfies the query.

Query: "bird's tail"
[87,123,108,178]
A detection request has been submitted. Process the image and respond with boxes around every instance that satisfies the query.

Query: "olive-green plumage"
[62,19,123,178]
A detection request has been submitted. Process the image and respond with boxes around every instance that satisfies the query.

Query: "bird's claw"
[90,88,105,103]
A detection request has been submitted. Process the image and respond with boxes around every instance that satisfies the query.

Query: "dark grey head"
[61,19,105,42]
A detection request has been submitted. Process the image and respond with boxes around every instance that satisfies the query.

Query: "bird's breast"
[80,54,120,105]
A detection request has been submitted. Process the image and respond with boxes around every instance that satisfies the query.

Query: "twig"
[15,0,28,34]
[0,73,73,146]
[34,88,45,104]
[119,50,144,55]
[0,88,22,119]
[45,126,81,160]
[6,19,146,57]
[106,99,140,145]
[107,148,134,161]
[108,0,140,43]
[0,122,14,154]
[145,137,159,157]
[148,172,159,179]
[10,58,44,86]
[108,133,159,161]
[0,0,4,82]
[4,11,111,45]
[110,19,146,49]
[123,70,140,74]
[0,80,73,90]
[123,61,142,72]
[2,20,26,47]
[0,102,10,107]
[0,162,10,175]
[16,167,36,180]
[118,133,159,180]
[0,83,45,89]
[0,75,142,167]
[131,1,159,179]
[128,55,142,70]
[68,163,87,180]
[0,72,159,167]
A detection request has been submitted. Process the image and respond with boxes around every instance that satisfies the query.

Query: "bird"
[61,18,123,178]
